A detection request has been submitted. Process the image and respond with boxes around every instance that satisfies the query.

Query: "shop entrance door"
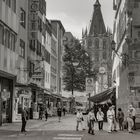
[0,78,13,123]
[2,99,10,123]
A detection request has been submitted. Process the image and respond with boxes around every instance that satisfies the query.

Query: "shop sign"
[1,90,10,100]
[30,0,39,39]
[86,78,94,93]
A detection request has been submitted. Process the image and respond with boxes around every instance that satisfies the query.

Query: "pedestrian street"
[0,115,140,140]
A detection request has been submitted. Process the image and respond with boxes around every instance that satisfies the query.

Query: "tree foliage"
[63,39,97,93]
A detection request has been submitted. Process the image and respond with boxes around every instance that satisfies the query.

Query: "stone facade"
[112,0,140,122]
[83,0,112,96]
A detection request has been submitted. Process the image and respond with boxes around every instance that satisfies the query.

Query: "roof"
[89,87,116,103]
[89,0,106,36]
[50,20,65,33]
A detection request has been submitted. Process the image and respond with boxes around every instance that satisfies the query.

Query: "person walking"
[76,109,84,131]
[39,106,43,120]
[63,107,66,116]
[111,105,117,131]
[130,105,136,130]
[21,107,28,132]
[45,107,48,121]
[127,105,134,133]
[107,106,113,133]
[57,105,62,122]
[87,108,96,135]
[117,108,124,131]
[97,108,104,130]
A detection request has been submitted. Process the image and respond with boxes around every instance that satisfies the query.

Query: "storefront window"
[18,102,22,114]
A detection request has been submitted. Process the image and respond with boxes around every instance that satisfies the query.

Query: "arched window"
[88,39,92,46]
[103,39,106,50]
[103,51,106,60]
[95,38,99,49]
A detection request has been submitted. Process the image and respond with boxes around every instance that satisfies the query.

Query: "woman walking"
[76,109,84,131]
[127,105,134,133]
[117,108,124,131]
[97,108,104,130]
[87,108,96,135]
[45,107,49,121]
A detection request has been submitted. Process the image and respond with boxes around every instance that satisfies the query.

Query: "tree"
[63,39,97,95]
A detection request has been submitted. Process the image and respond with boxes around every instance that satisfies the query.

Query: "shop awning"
[89,87,116,103]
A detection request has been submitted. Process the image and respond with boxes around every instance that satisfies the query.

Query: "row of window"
[44,49,50,64]
[3,0,16,13]
[20,8,26,28]
[29,61,35,77]
[0,23,16,52]
[88,39,107,50]
[39,0,46,15]
[29,40,42,56]
[19,39,25,58]
[94,51,107,61]
[46,72,50,83]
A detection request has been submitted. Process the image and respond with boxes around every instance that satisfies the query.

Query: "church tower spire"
[89,0,106,36]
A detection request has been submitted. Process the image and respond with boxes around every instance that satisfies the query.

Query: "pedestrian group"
[76,104,137,135]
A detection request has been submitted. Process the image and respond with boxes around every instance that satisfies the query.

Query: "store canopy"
[89,87,116,103]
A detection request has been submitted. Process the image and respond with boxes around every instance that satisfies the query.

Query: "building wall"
[50,34,58,93]
[44,28,51,90]
[0,0,18,76]
[0,0,19,124]
[112,0,140,121]
[86,35,112,95]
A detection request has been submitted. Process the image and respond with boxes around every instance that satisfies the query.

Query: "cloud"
[47,12,87,39]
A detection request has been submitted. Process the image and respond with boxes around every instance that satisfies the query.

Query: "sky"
[46,0,115,39]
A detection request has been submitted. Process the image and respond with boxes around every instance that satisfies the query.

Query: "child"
[87,108,96,135]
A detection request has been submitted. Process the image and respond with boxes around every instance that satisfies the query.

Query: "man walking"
[97,108,104,130]
[131,105,136,130]
[107,106,113,133]
[21,107,28,132]
[87,108,96,135]
[112,105,117,131]
[127,105,134,133]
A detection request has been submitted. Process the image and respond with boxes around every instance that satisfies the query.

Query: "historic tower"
[83,0,112,95]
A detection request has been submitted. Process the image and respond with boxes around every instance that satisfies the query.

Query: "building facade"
[27,0,47,119]
[112,0,140,121]
[0,0,19,125]
[13,0,31,122]
[83,0,112,96]
[51,20,65,96]
[0,0,67,123]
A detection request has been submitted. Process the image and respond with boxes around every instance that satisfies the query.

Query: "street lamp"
[70,61,79,113]
[85,52,93,110]
[111,40,129,66]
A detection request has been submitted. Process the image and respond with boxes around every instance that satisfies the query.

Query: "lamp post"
[70,61,79,113]
[85,52,93,110]
[111,40,129,66]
